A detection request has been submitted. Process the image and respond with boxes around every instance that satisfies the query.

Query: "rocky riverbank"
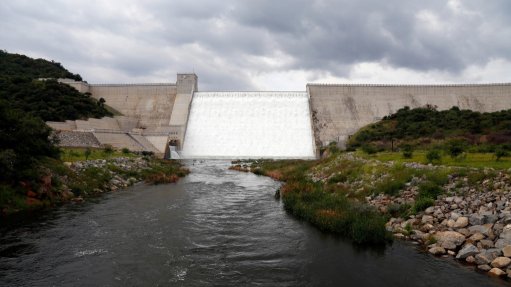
[239,152,511,281]
[2,156,189,216]
[378,168,511,279]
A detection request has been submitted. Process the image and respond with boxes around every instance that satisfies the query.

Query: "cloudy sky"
[1,0,510,90]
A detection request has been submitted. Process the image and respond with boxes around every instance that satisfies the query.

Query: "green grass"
[60,147,137,162]
[357,150,511,169]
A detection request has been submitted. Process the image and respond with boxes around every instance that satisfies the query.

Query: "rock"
[447,250,456,256]
[502,245,511,257]
[491,257,511,268]
[428,246,446,256]
[478,264,492,272]
[475,251,499,265]
[479,240,495,249]
[466,256,476,264]
[468,233,485,242]
[454,217,469,228]
[468,224,493,236]
[456,243,479,259]
[422,215,434,224]
[489,268,506,277]
[495,239,511,249]
[507,269,511,279]
[434,231,466,249]
[446,219,455,228]
[470,214,484,226]
[450,212,461,221]
[425,206,435,214]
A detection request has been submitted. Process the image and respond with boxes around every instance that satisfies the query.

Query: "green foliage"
[447,139,466,159]
[103,145,114,154]
[122,148,130,154]
[413,197,435,213]
[361,144,378,155]
[84,148,92,160]
[401,144,413,159]
[426,149,442,163]
[0,51,112,121]
[0,100,60,183]
[348,105,511,151]
[417,181,443,199]
[387,203,411,218]
[495,148,509,161]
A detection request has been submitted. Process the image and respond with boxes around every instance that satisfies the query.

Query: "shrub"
[426,149,441,163]
[103,145,114,154]
[447,139,466,159]
[361,144,378,155]
[413,197,435,213]
[84,148,92,160]
[122,148,130,154]
[417,181,443,199]
[401,144,413,159]
[495,147,509,161]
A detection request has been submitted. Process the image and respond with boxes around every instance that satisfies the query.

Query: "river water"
[0,161,506,286]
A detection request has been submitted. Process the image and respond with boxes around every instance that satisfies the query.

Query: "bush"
[84,148,92,160]
[417,181,443,199]
[447,139,466,159]
[361,144,378,155]
[426,149,441,163]
[495,148,509,161]
[413,197,435,213]
[122,148,130,154]
[401,144,413,159]
[103,145,114,154]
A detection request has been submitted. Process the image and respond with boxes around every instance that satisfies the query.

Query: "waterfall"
[181,92,315,159]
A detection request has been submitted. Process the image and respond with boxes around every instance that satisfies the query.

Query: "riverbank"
[1,155,189,216]
[234,151,511,280]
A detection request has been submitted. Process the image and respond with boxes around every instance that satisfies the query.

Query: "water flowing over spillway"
[181,92,316,159]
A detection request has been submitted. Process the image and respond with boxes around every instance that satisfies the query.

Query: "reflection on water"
[0,161,506,286]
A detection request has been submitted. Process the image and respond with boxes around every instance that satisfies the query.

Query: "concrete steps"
[93,133,145,151]
[129,134,161,153]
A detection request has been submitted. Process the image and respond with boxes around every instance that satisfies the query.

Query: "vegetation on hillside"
[348,106,511,153]
[0,50,112,121]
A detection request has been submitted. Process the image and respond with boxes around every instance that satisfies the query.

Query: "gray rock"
[429,246,446,256]
[456,243,479,259]
[434,231,466,250]
[470,214,484,226]
[477,264,491,272]
[468,224,493,236]
[479,239,495,249]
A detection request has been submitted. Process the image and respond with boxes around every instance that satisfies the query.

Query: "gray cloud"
[1,0,510,89]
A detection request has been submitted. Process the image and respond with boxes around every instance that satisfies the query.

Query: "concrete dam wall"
[308,83,511,146]
[50,74,511,159]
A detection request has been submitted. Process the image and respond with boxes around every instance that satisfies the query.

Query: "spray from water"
[181,92,315,159]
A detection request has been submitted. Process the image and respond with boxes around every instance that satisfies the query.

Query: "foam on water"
[181,92,316,159]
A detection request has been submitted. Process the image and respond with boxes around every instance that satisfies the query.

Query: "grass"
[357,150,511,169]
[249,158,392,245]
[60,147,137,162]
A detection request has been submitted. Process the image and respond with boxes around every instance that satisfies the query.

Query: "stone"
[434,231,466,250]
[456,244,479,259]
[477,264,491,272]
[470,214,484,226]
[468,224,493,236]
[453,217,469,228]
[491,257,511,268]
[425,206,435,214]
[496,239,511,249]
[468,233,485,242]
[447,250,456,256]
[475,250,500,265]
[479,240,495,249]
[466,256,476,264]
[488,268,506,276]
[422,215,434,224]
[450,212,461,221]
[428,246,446,256]
[502,245,511,257]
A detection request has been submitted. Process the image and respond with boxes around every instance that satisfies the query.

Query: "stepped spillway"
[181,92,316,159]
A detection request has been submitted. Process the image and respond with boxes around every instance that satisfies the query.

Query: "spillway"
[181,92,316,159]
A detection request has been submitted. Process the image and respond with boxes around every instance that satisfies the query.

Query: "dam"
[47,74,511,159]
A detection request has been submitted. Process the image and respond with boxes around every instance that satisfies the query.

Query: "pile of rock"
[383,172,511,279]
[54,131,101,148]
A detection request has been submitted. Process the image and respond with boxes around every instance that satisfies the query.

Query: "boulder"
[428,246,446,256]
[468,233,485,242]
[477,264,491,272]
[502,245,511,257]
[434,231,466,249]
[454,217,469,228]
[470,214,484,226]
[488,268,506,277]
[475,250,500,265]
[468,224,493,236]
[491,257,511,268]
[456,244,479,259]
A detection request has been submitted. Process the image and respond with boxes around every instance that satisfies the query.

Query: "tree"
[495,148,509,161]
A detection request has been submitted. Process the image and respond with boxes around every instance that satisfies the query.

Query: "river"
[0,161,506,286]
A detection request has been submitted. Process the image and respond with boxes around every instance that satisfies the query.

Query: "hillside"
[0,50,112,121]
[347,106,511,153]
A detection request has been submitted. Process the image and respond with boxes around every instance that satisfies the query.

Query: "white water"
[181,92,316,159]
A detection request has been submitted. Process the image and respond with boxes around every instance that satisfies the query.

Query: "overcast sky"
[1,0,510,90]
